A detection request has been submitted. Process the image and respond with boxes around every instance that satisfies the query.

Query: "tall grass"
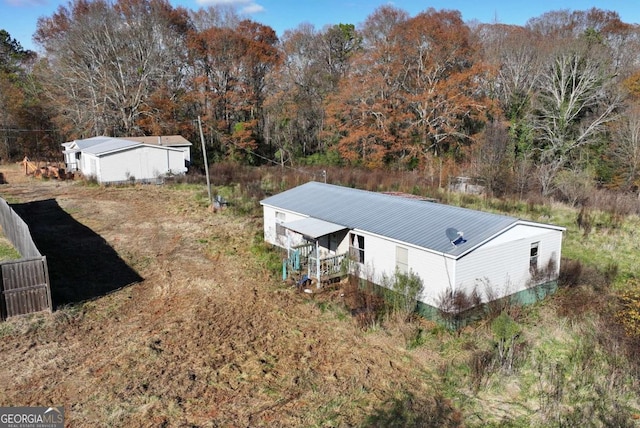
[176,162,640,425]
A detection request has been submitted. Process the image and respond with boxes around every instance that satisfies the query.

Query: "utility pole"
[197,116,213,208]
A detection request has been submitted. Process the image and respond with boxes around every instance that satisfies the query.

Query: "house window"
[396,246,408,275]
[530,242,539,272]
[275,212,286,239]
[350,233,365,264]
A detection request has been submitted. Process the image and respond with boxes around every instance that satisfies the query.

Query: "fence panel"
[0,257,51,320]
[0,198,41,258]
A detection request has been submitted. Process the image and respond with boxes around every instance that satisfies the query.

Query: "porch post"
[316,239,320,287]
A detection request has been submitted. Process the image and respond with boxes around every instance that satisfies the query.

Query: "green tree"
[0,30,46,161]
[0,29,35,74]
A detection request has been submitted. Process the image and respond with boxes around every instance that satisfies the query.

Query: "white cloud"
[195,0,265,15]
[241,3,265,14]
[6,0,47,6]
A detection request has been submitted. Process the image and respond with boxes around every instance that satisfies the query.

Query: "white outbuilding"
[261,182,565,316]
[123,135,193,167]
[62,136,189,184]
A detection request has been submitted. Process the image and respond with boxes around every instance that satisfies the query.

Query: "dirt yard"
[0,164,457,427]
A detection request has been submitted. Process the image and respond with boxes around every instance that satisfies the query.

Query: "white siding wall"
[94,146,187,183]
[414,251,457,308]
[263,206,278,245]
[349,231,394,283]
[455,226,563,302]
[177,147,191,163]
[63,151,74,169]
[80,154,99,179]
[262,206,308,248]
[349,231,456,308]
[347,225,562,308]
[100,150,141,182]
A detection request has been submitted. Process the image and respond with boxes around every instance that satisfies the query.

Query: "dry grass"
[0,164,453,427]
[0,163,638,427]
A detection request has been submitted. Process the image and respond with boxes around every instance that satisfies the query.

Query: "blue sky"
[2,0,639,52]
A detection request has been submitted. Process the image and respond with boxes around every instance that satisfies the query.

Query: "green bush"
[491,312,522,372]
[380,269,425,319]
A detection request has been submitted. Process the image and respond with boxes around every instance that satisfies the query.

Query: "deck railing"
[286,243,315,272]
[309,252,348,280]
[291,243,314,259]
[284,243,348,284]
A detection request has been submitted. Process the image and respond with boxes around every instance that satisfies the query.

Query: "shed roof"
[123,135,192,147]
[62,136,113,150]
[63,136,184,157]
[261,182,561,257]
[80,138,141,155]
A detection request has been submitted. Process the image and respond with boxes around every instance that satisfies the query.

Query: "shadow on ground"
[11,199,143,307]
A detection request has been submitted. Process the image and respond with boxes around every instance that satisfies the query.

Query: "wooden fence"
[0,197,52,320]
[0,257,52,320]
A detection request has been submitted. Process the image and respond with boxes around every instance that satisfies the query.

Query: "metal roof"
[123,135,192,147]
[74,136,114,150]
[283,218,347,239]
[261,182,549,257]
[64,136,182,157]
[81,138,141,156]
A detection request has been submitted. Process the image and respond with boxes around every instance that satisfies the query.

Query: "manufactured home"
[62,136,189,184]
[261,182,565,314]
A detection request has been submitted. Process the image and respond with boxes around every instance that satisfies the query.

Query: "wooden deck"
[284,244,349,284]
[309,252,348,282]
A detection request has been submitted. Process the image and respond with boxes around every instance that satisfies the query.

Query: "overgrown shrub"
[558,257,615,292]
[558,258,583,288]
[576,206,592,237]
[342,275,385,330]
[380,269,425,320]
[531,326,639,427]
[480,278,515,319]
[603,261,619,284]
[250,232,283,277]
[491,312,522,373]
[469,349,495,392]
[529,256,558,286]
[589,187,640,217]
[436,287,482,330]
[554,168,594,207]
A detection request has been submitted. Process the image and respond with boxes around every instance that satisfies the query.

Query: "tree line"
[1,1,640,200]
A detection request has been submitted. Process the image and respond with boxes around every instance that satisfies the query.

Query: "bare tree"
[475,24,541,121]
[189,4,241,32]
[532,50,619,196]
[35,0,190,137]
[264,23,331,158]
[611,104,640,196]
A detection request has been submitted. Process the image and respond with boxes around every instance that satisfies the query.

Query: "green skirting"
[417,280,559,329]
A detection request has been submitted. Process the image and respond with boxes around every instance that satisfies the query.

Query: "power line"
[0,128,57,132]
[222,136,320,179]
